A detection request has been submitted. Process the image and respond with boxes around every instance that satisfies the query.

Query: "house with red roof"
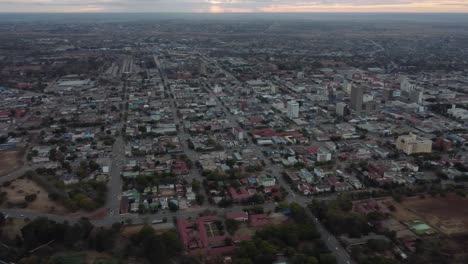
[228,187,251,203]
[172,159,189,175]
[249,213,271,227]
[225,211,249,222]
[177,215,250,256]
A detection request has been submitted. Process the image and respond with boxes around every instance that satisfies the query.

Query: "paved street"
[104,82,127,217]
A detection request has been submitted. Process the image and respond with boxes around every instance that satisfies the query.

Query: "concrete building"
[213,85,222,93]
[336,102,347,117]
[363,101,377,113]
[350,86,363,112]
[287,101,299,119]
[343,80,352,94]
[410,90,423,104]
[317,148,332,162]
[396,133,432,155]
[448,105,468,120]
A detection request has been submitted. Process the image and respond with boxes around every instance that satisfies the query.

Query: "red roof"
[249,213,271,227]
[15,108,27,118]
[177,215,248,256]
[251,128,276,138]
[0,111,10,118]
[305,146,319,154]
[228,187,251,201]
[225,211,249,220]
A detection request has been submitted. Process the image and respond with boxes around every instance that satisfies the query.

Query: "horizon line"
[0,11,468,14]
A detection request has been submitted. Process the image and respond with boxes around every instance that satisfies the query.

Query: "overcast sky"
[0,0,467,13]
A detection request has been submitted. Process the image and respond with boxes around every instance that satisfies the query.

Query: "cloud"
[0,0,467,12]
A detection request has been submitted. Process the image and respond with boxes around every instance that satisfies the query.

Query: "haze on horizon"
[0,0,468,13]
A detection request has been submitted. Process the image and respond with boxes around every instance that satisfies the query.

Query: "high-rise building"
[410,90,423,104]
[343,80,352,94]
[350,86,364,112]
[287,101,300,119]
[336,102,347,117]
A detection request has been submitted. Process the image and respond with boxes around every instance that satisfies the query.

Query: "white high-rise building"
[287,101,300,119]
[400,78,415,92]
[343,80,352,94]
[336,102,347,117]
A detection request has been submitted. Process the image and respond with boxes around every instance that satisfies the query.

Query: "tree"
[21,217,67,249]
[225,219,240,235]
[0,212,5,227]
[25,193,37,203]
[91,227,118,252]
[89,160,100,172]
[319,253,337,264]
[168,201,179,212]
[77,161,90,179]
[195,194,205,205]
[361,256,396,264]
[366,239,390,252]
[191,179,201,192]
[128,226,181,263]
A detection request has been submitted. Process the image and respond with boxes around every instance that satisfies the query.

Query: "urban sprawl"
[1,15,468,264]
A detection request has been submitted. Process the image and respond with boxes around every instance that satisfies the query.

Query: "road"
[104,80,128,217]
[1,202,277,227]
[154,55,203,184]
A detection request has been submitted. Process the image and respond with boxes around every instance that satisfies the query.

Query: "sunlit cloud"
[0,0,467,12]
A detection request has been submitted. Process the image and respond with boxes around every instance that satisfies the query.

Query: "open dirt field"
[401,194,468,235]
[120,223,175,237]
[0,150,23,176]
[0,178,69,214]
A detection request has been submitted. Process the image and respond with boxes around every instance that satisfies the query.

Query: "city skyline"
[1,0,468,13]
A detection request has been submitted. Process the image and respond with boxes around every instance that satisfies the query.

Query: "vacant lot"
[0,150,22,176]
[0,178,68,214]
[401,194,468,235]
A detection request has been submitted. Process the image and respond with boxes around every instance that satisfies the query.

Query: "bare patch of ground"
[0,178,69,214]
[401,194,468,235]
[0,150,23,176]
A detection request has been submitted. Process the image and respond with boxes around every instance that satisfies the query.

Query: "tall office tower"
[343,79,352,94]
[336,102,347,117]
[350,86,364,112]
[287,101,300,119]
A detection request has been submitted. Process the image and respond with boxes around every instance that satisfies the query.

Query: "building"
[350,86,364,112]
[335,102,349,117]
[317,148,332,162]
[270,84,279,94]
[232,127,244,140]
[410,90,423,104]
[343,80,352,94]
[362,101,377,113]
[287,101,299,119]
[448,105,468,120]
[396,133,432,155]
[213,85,222,93]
